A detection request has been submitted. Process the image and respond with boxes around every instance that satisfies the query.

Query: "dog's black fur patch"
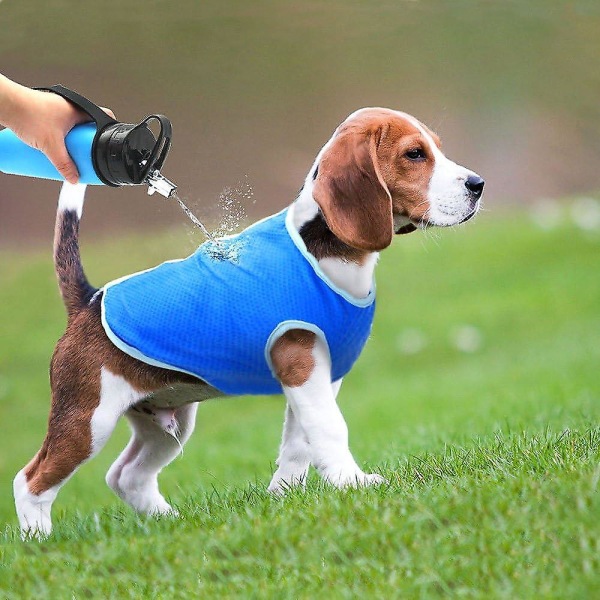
[55,210,98,317]
[299,212,364,262]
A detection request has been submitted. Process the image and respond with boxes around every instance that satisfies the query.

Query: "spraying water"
[169,184,253,263]
[213,179,253,238]
[172,191,216,242]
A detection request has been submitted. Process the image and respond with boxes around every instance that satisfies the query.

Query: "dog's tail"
[54,182,97,319]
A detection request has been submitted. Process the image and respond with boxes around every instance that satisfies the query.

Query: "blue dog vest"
[101,209,376,395]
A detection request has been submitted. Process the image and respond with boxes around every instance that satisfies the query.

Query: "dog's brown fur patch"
[270,329,316,388]
[24,295,204,495]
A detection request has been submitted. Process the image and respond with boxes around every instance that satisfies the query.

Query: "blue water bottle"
[0,85,177,197]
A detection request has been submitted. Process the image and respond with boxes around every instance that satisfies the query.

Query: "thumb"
[45,139,80,184]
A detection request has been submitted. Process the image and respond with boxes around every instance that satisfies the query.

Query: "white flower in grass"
[530,199,562,231]
[571,197,600,232]
[450,325,483,353]
[396,329,428,355]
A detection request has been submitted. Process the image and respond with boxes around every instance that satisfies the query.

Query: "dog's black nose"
[465,175,485,198]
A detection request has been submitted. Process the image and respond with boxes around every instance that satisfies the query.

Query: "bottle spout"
[146,169,177,198]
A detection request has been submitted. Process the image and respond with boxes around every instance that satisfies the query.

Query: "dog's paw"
[14,470,54,540]
[267,481,288,496]
[356,472,387,487]
[20,524,51,542]
[140,494,180,518]
[150,502,180,519]
[267,471,307,496]
[324,467,387,489]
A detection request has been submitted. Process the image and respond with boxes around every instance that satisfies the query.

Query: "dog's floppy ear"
[312,126,393,251]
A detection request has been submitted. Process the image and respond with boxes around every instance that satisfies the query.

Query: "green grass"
[0,208,599,598]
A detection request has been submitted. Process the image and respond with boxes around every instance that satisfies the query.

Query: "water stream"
[172,192,216,242]
[170,190,249,262]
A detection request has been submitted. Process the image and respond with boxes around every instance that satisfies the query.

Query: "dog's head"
[311,107,484,251]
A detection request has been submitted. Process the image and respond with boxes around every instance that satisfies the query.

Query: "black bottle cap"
[37,85,172,188]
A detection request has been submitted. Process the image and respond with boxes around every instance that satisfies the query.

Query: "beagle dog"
[13,107,484,537]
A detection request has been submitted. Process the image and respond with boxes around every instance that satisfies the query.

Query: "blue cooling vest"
[101,209,376,396]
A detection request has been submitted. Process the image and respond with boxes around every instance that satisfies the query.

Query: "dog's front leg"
[268,380,344,494]
[268,402,310,494]
[270,330,385,489]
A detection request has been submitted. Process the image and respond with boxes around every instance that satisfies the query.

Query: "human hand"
[0,77,114,184]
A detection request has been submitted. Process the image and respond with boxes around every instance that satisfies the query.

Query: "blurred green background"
[1,0,600,245]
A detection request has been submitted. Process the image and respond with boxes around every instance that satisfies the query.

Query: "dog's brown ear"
[312,126,393,251]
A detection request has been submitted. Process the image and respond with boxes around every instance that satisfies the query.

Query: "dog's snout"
[465,175,485,198]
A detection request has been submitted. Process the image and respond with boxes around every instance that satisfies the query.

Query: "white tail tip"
[58,182,87,218]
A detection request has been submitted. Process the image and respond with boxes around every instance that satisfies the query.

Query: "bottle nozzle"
[146,169,177,198]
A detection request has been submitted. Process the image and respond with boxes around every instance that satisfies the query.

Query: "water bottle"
[0,85,177,197]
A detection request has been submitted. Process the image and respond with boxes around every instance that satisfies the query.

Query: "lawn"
[0,203,599,598]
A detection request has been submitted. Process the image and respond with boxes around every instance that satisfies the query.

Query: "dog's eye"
[405,148,426,161]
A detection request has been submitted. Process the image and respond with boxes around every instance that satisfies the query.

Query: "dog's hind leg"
[106,402,198,516]
[13,366,137,538]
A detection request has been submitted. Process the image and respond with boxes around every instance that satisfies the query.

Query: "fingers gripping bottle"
[0,84,176,197]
